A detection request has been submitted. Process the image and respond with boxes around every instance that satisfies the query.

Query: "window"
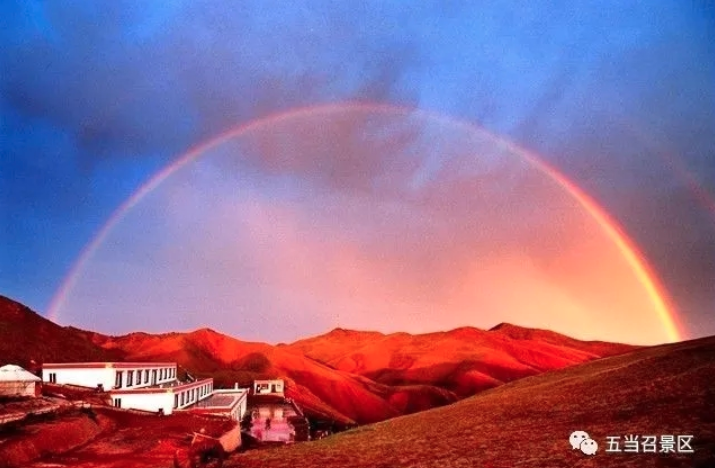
[114,398,122,408]
[48,372,57,383]
[151,369,157,385]
[144,370,149,384]
[127,370,134,387]
[136,370,142,385]
[115,371,123,388]
[180,392,185,406]
[174,394,179,408]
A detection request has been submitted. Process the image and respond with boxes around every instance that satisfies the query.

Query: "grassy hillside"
[230,336,715,468]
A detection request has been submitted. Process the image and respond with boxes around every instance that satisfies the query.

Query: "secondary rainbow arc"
[46,102,683,342]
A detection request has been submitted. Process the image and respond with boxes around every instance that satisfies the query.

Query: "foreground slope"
[231,336,715,468]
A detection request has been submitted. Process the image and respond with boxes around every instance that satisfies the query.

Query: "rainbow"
[46,102,683,341]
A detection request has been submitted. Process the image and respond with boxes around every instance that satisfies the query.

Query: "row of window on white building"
[115,367,175,388]
[174,382,213,408]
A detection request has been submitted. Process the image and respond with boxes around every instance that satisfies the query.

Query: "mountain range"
[0,295,636,425]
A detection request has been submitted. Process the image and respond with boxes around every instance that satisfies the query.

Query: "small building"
[246,397,309,443]
[253,379,284,396]
[0,364,41,397]
[42,361,213,415]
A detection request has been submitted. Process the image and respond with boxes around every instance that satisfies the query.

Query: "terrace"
[186,388,248,421]
[247,399,307,443]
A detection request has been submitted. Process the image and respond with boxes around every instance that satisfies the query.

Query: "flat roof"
[196,394,236,408]
[42,362,176,369]
[110,378,213,395]
[189,390,246,411]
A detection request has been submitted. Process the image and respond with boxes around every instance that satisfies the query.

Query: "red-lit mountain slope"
[285,324,638,396]
[0,295,121,369]
[1,295,637,426]
[231,336,715,468]
[78,327,402,424]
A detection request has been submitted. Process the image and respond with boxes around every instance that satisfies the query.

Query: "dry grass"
[228,336,715,468]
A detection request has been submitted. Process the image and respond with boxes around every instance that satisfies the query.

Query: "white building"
[0,364,41,397]
[110,378,215,415]
[41,362,213,415]
[253,379,284,396]
[42,362,177,390]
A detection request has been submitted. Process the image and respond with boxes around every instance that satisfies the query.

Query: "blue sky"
[1,1,713,342]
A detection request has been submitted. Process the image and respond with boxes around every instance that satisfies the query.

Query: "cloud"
[56,107,678,344]
[2,0,714,338]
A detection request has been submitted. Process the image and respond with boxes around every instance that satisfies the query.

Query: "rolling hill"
[83,327,403,424]
[285,324,637,396]
[0,295,121,369]
[1,295,639,427]
[230,335,715,468]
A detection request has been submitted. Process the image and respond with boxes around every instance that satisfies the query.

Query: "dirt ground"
[2,407,234,468]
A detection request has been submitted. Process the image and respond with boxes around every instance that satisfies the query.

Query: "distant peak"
[190,327,218,335]
[488,322,572,342]
[327,327,383,336]
[447,326,483,333]
[329,327,357,334]
[444,326,485,338]
[489,322,518,332]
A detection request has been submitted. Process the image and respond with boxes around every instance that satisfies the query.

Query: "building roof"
[42,362,176,369]
[0,364,41,382]
[109,378,213,395]
[196,394,237,408]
